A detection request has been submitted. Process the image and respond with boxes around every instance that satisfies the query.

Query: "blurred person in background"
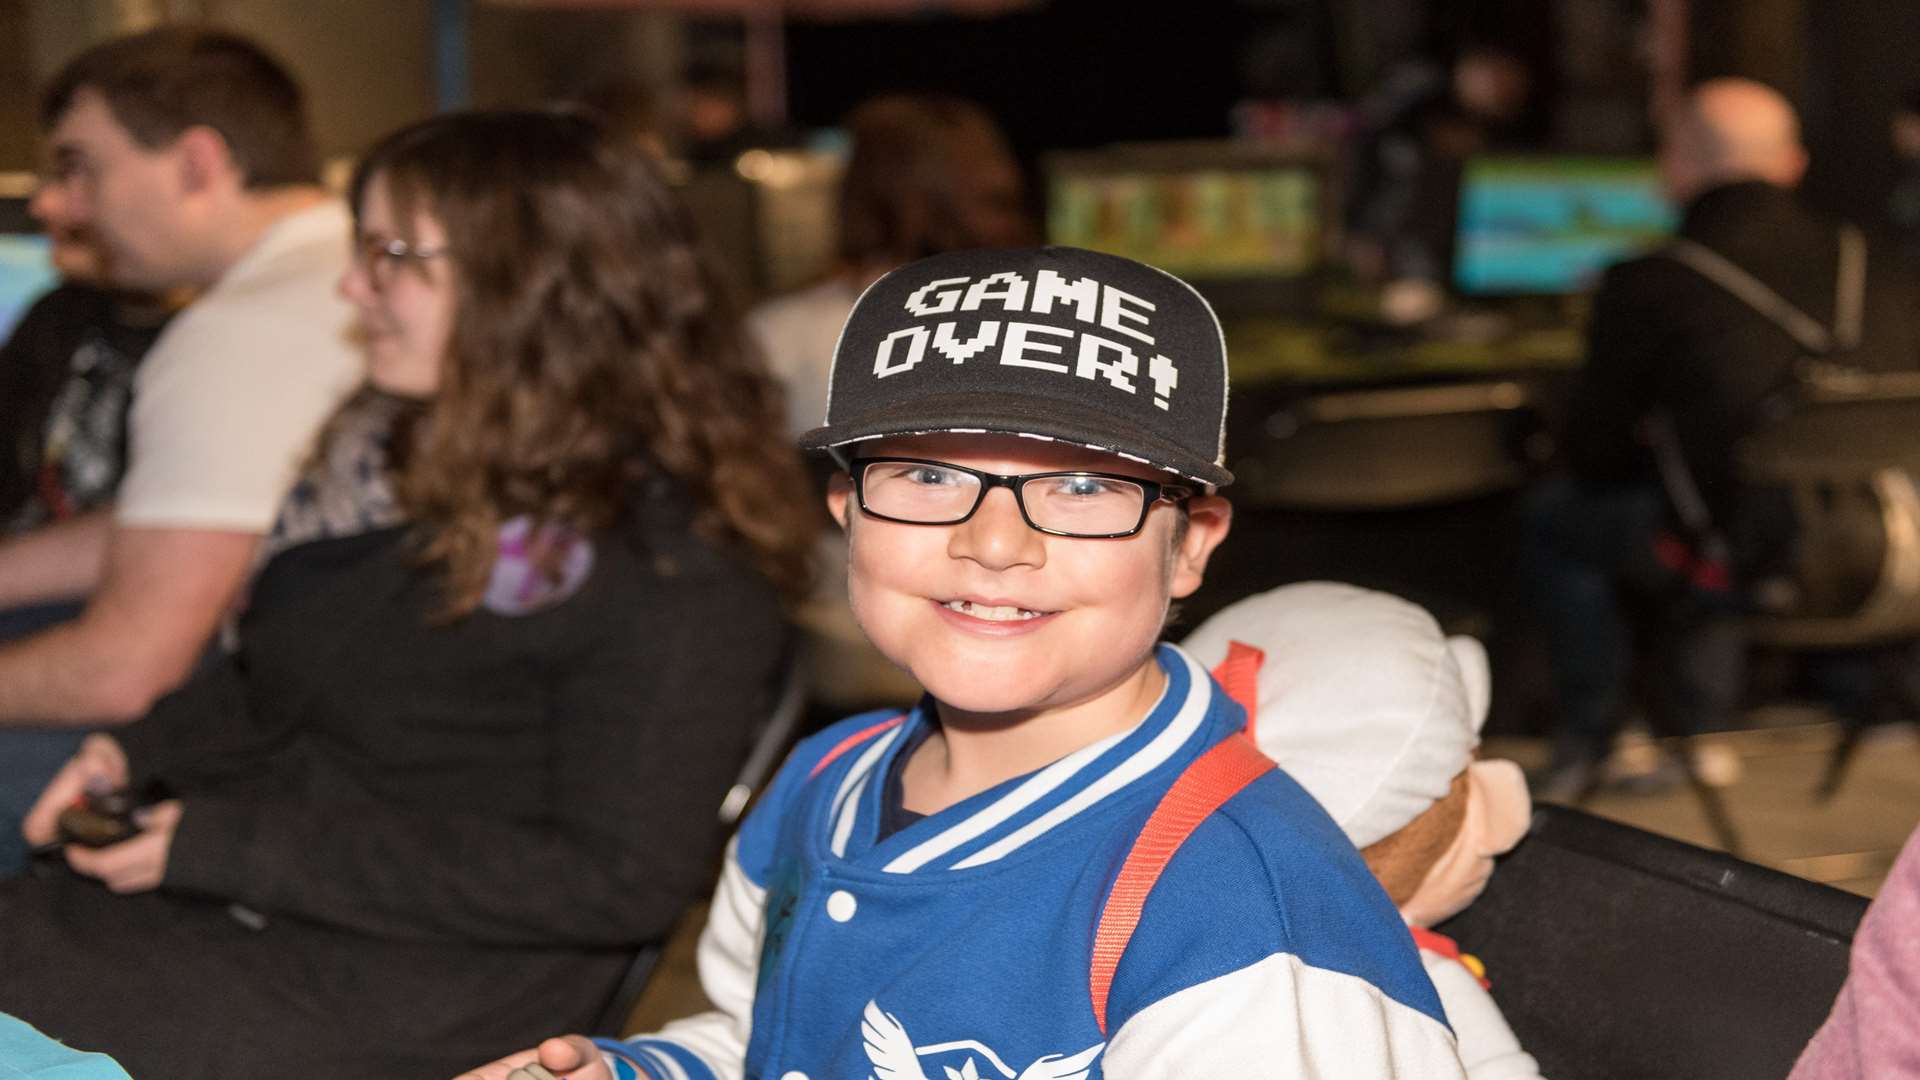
[677,58,797,164]
[0,26,363,874]
[1524,79,1920,798]
[0,172,173,540]
[1892,87,1920,264]
[0,108,814,1077]
[1348,42,1536,286]
[0,167,179,877]
[749,93,1034,713]
[576,76,668,161]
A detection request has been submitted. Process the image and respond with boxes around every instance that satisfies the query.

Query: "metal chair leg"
[1816,717,1867,803]
[1670,736,1744,857]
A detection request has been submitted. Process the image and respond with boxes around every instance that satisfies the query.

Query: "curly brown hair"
[346,108,816,616]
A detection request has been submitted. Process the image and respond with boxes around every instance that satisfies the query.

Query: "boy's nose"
[948,486,1046,570]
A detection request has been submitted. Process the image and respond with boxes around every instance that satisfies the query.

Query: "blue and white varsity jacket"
[599,644,1466,1079]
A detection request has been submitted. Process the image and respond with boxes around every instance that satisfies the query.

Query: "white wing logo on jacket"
[861,1000,1104,1080]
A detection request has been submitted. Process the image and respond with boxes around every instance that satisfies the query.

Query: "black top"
[877,717,933,842]
[0,283,168,527]
[117,493,788,949]
[1564,181,1920,519]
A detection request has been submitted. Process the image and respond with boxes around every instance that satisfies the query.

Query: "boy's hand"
[455,1036,611,1080]
[22,734,129,846]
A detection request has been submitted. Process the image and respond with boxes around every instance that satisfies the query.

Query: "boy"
[465,248,1465,1078]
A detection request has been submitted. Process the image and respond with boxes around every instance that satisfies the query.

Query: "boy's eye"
[866,462,969,489]
[1045,475,1130,499]
[902,464,964,487]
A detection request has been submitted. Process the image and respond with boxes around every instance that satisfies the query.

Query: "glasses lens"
[354,235,394,289]
[1019,474,1148,536]
[859,461,982,523]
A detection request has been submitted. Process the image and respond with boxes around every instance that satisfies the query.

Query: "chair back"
[1436,805,1866,1080]
[1740,386,1920,647]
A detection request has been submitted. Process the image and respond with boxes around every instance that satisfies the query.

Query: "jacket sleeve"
[118,657,291,796]
[1423,952,1544,1080]
[158,563,787,947]
[591,714,872,1079]
[595,837,767,1080]
[1101,800,1466,1079]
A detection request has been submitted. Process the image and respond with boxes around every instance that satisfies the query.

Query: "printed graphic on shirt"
[860,1000,1104,1080]
[12,332,137,530]
[484,515,595,616]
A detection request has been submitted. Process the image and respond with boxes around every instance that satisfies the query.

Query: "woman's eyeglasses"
[351,232,448,291]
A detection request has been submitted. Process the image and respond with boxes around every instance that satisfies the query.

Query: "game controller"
[56,787,143,848]
[506,1066,559,1080]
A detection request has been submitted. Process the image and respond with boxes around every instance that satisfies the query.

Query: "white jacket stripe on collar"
[883,719,1138,874]
[831,726,903,857]
[950,647,1215,870]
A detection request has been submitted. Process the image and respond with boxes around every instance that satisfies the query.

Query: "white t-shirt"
[746,275,921,708]
[746,276,859,438]
[115,200,362,532]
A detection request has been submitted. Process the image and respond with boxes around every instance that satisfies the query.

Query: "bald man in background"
[1527,79,1920,796]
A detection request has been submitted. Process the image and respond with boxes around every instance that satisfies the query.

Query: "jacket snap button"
[827,890,857,922]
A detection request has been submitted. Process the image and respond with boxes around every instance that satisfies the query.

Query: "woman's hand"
[63,799,181,893]
[21,733,129,847]
[454,1035,611,1080]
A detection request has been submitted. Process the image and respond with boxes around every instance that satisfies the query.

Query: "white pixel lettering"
[1149,353,1179,409]
[874,325,930,377]
[1075,333,1138,393]
[999,322,1074,373]
[932,321,1001,363]
[905,277,972,317]
[1028,270,1099,322]
[961,272,1029,312]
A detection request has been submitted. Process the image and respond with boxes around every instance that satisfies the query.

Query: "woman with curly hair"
[0,109,815,1077]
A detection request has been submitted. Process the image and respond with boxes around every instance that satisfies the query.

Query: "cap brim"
[798,391,1233,488]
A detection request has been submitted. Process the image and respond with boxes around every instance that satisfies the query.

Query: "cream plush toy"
[1185,582,1543,1080]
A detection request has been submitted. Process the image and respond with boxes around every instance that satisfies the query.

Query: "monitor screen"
[1453,157,1676,296]
[1048,163,1322,280]
[0,234,56,340]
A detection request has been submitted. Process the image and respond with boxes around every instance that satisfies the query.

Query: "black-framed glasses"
[351,232,448,291]
[850,457,1193,539]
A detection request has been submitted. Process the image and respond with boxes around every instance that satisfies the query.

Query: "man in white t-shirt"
[0,27,360,865]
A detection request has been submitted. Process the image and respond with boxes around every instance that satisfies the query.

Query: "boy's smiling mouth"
[936,598,1057,623]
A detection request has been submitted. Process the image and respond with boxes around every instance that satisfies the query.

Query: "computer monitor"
[0,194,55,341]
[1452,156,1676,297]
[1047,143,1333,315]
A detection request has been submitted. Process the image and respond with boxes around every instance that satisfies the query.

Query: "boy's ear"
[825,472,853,531]
[1168,495,1232,599]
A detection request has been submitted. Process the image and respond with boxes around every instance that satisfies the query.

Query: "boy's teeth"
[944,600,1043,621]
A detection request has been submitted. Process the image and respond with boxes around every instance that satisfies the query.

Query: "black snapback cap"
[798,246,1233,487]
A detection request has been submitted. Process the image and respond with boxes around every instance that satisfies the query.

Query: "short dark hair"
[41,25,318,189]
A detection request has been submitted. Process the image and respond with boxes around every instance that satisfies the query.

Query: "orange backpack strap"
[1087,647,1274,1036]
[807,713,907,780]
[1211,641,1265,739]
